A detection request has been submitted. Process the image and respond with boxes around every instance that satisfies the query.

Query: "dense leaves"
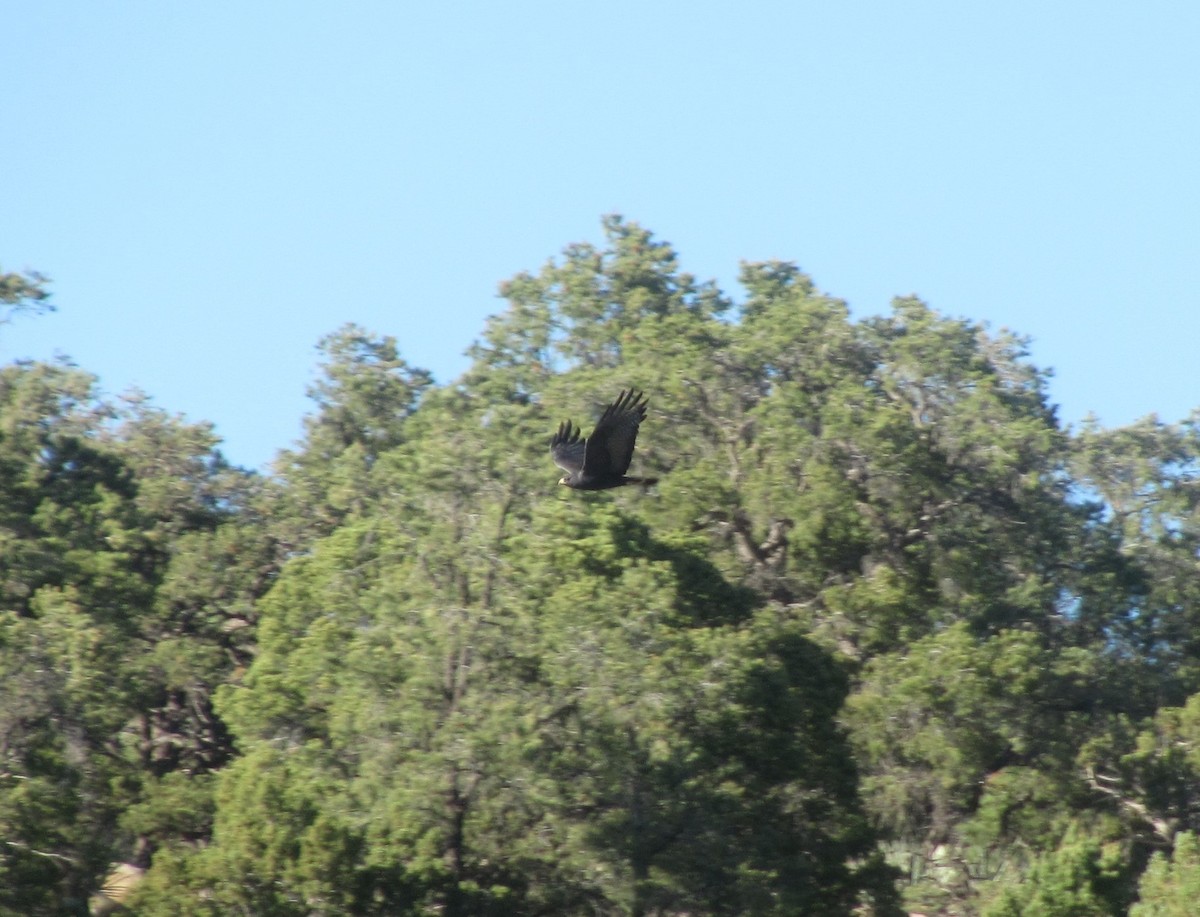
[0,359,277,915]
[2,219,1199,914]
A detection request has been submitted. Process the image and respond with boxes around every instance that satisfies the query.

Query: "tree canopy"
[2,222,1198,915]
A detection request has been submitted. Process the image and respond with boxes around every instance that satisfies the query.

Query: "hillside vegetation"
[3,217,1200,915]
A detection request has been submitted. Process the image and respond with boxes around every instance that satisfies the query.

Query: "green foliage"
[272,323,436,541]
[0,267,53,325]
[1131,832,1200,916]
[170,481,898,914]
[0,352,273,912]
[6,219,1200,913]
[1070,414,1200,698]
[984,827,1130,917]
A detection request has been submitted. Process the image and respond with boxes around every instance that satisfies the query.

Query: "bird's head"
[558,476,570,487]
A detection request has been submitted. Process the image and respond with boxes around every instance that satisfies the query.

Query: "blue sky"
[4,2,1198,471]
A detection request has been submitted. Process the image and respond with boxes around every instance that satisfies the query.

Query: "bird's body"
[551,390,657,490]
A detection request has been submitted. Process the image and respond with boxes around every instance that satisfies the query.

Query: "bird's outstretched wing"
[584,389,647,477]
[550,420,587,475]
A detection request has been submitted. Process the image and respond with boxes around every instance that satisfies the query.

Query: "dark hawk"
[550,390,658,490]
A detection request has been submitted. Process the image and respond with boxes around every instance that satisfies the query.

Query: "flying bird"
[550,390,658,490]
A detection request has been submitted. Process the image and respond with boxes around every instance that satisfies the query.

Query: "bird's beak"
[558,477,568,486]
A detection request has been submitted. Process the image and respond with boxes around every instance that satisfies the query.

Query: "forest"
[2,216,1200,916]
